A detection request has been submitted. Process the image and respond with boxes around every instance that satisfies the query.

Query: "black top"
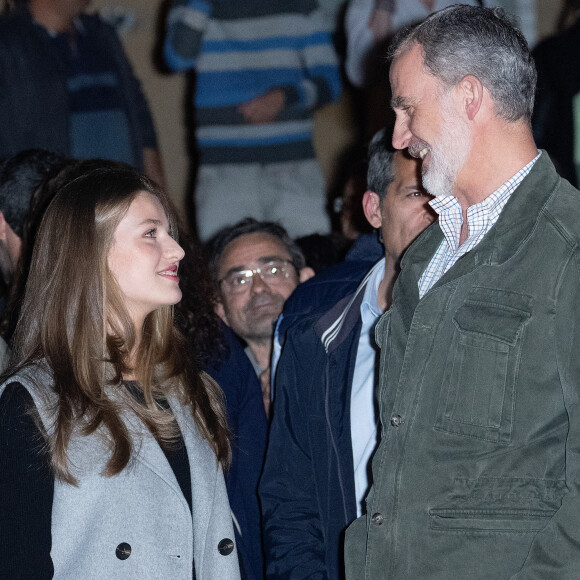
[0,382,54,579]
[0,381,193,579]
[124,380,192,513]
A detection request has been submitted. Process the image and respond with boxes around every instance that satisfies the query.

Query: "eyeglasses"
[219,260,295,295]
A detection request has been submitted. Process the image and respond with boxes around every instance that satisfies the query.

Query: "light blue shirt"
[350,258,385,516]
[271,317,283,401]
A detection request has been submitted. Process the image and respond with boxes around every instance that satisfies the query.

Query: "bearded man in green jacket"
[345,5,580,579]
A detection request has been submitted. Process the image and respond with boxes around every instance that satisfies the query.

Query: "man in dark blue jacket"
[259,130,435,579]
[0,0,164,185]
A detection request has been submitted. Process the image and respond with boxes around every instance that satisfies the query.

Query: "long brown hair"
[8,161,230,483]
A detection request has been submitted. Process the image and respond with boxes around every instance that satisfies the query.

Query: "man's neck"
[247,340,272,374]
[453,122,538,212]
[29,0,77,33]
[378,255,398,312]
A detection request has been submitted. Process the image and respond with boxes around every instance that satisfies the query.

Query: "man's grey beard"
[422,103,471,198]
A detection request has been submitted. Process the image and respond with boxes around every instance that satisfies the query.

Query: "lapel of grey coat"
[167,394,221,573]
[120,404,186,503]
[121,391,221,570]
[121,393,217,513]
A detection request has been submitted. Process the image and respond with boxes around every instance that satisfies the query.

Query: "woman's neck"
[122,343,140,381]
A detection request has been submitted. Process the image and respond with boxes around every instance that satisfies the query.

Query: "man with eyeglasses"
[208,218,314,413]
[205,218,313,580]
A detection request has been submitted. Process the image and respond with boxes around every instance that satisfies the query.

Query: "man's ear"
[459,74,483,121]
[299,266,315,282]
[362,190,383,229]
[215,300,229,326]
[0,211,8,243]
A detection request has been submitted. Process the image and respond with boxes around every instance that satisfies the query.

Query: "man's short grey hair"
[367,128,396,201]
[207,217,307,283]
[389,5,537,123]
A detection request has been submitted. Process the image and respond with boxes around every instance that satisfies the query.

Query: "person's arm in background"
[164,0,211,71]
[344,0,395,87]
[143,147,166,189]
[240,4,342,126]
[97,15,166,188]
[295,6,342,110]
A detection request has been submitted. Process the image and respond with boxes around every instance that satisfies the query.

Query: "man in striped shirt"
[0,0,164,186]
[164,0,341,240]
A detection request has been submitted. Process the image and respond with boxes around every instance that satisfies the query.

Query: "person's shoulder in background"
[280,232,382,336]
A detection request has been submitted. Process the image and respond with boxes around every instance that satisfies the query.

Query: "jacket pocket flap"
[453,287,532,346]
[429,508,554,532]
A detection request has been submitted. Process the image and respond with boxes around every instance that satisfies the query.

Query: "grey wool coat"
[0,363,241,580]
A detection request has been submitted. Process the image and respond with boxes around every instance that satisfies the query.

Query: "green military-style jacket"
[345,153,580,579]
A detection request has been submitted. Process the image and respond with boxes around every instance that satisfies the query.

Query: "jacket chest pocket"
[434,287,532,445]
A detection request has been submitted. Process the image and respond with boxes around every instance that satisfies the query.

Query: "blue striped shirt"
[164,0,341,164]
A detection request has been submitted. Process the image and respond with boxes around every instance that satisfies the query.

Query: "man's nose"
[392,118,412,150]
[250,272,270,294]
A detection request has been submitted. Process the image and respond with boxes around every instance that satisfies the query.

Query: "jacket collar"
[394,151,561,332]
[315,262,380,354]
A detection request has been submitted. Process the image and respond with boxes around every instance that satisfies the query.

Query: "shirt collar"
[429,152,541,215]
[46,16,84,38]
[361,258,386,323]
[428,151,541,250]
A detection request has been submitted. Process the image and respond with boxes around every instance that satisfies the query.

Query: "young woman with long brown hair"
[0,162,240,579]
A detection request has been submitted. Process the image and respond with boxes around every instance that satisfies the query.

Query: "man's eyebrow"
[257,255,290,264]
[391,95,413,110]
[221,255,290,279]
[400,184,430,196]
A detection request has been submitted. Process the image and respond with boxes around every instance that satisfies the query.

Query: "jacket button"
[218,538,234,556]
[115,542,131,560]
[371,512,384,525]
[390,414,403,427]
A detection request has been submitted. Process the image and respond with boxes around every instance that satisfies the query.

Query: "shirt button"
[390,414,403,427]
[218,538,234,556]
[115,542,131,560]
[371,512,384,525]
